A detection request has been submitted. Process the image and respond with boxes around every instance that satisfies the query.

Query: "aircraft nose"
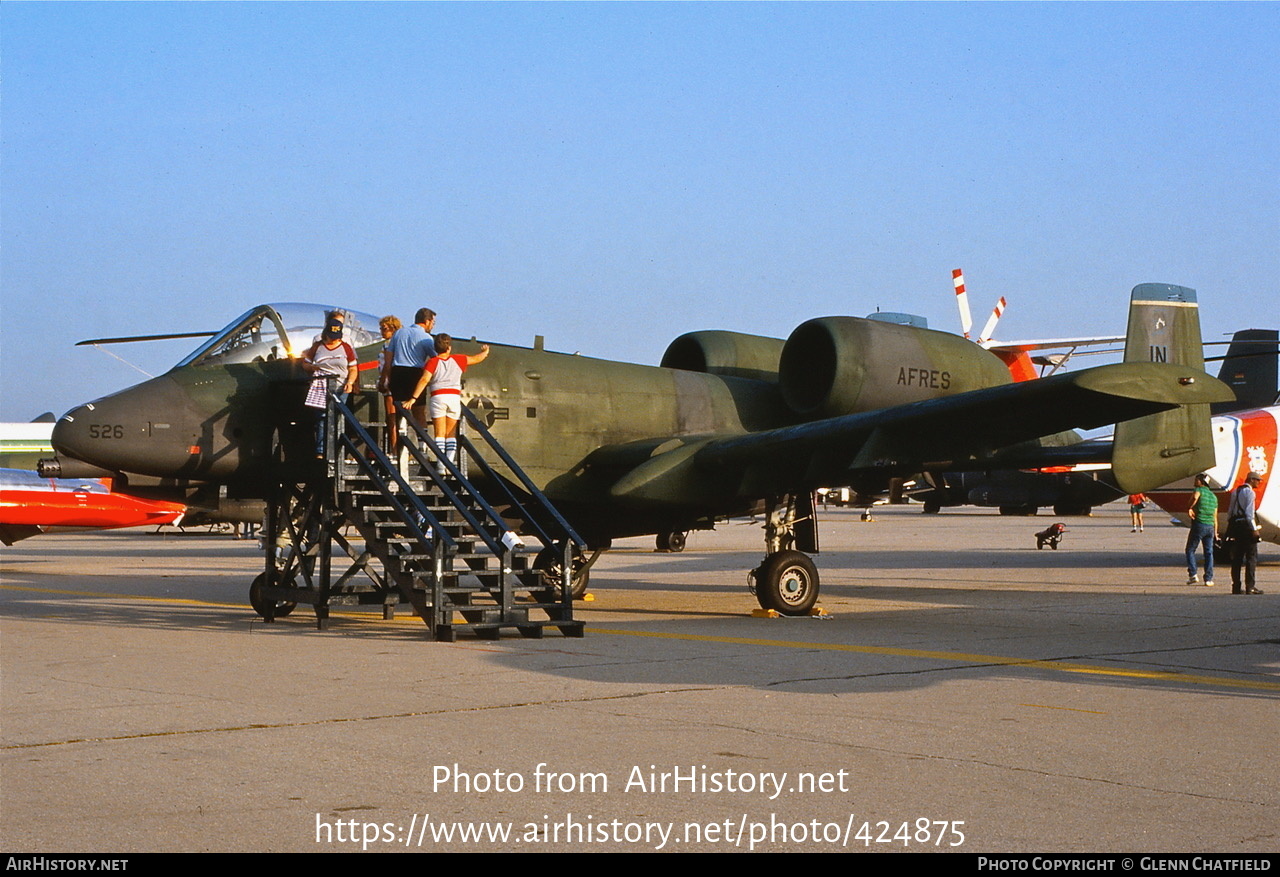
[51,375,202,478]
[52,400,142,474]
[50,407,92,463]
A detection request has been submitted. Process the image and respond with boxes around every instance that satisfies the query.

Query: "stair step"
[319,430,579,641]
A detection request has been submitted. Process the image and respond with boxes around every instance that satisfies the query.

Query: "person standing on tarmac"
[1185,473,1217,587]
[1226,471,1264,595]
[1129,493,1147,532]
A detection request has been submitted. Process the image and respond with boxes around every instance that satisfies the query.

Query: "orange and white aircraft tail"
[1147,406,1279,545]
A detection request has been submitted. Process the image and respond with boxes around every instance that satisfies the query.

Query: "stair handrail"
[328,396,459,552]
[457,404,586,551]
[386,402,513,560]
[450,432,561,550]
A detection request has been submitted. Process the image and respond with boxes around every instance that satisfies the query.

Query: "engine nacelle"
[661,330,786,383]
[779,316,1011,420]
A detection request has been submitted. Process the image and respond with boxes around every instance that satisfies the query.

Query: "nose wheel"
[249,572,297,620]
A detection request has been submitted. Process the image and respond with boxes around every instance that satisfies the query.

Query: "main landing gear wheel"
[655,530,687,552]
[1053,503,1093,517]
[249,572,296,620]
[752,550,819,615]
[534,547,591,600]
[999,505,1038,516]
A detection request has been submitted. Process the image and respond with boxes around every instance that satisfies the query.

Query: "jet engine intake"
[778,316,1011,420]
[661,330,785,383]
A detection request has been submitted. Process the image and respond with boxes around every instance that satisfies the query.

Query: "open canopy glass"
[174,303,382,369]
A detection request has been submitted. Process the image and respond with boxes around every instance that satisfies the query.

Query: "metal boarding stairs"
[255,389,586,641]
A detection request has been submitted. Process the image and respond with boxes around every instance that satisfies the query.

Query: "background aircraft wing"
[0,523,43,545]
[986,335,1124,354]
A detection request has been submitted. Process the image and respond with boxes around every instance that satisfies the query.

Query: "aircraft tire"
[249,572,297,620]
[1053,503,1093,517]
[534,547,590,600]
[656,530,687,552]
[998,505,1038,516]
[754,550,819,616]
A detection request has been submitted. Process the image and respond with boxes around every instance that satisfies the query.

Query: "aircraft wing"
[606,361,1232,505]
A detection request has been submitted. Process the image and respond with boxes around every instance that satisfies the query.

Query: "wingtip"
[1072,362,1234,404]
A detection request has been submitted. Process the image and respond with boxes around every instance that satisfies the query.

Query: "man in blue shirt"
[1226,471,1264,594]
[387,307,436,431]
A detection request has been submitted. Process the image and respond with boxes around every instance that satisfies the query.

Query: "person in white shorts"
[406,334,490,471]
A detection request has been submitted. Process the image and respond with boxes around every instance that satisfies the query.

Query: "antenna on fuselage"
[74,330,217,379]
[82,344,155,378]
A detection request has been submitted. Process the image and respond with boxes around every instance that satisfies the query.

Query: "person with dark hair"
[301,310,358,457]
[1185,473,1217,586]
[1226,471,1264,595]
[1128,493,1147,532]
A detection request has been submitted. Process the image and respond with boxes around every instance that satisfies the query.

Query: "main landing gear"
[655,529,687,552]
[749,492,821,615]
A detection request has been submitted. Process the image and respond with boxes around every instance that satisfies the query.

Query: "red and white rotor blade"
[978,296,1007,346]
[953,269,972,339]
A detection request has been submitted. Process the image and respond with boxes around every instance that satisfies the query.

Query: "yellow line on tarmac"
[5,584,1276,692]
[0,583,440,625]
[0,583,408,622]
[589,628,1280,692]
[0,583,243,607]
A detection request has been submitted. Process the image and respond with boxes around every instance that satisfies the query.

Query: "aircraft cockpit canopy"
[174,303,382,368]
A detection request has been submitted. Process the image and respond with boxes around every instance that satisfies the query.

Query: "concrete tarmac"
[2,507,1276,853]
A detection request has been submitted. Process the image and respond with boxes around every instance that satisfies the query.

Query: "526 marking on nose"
[88,424,125,439]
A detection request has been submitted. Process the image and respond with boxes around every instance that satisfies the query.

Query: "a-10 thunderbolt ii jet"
[45,285,1230,614]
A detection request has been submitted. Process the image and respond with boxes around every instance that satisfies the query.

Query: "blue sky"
[2,2,1277,419]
